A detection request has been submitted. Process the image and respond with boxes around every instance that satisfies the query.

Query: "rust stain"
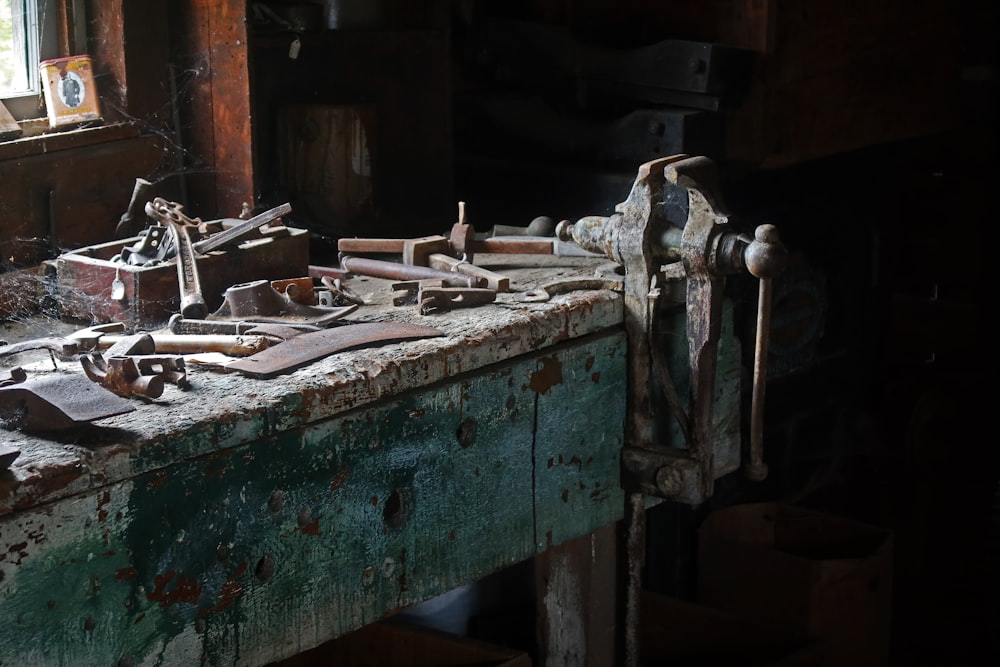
[202,450,234,480]
[298,519,321,536]
[36,460,84,497]
[591,372,601,383]
[205,561,247,614]
[115,567,138,581]
[96,490,111,523]
[7,541,28,565]
[147,569,203,607]
[147,470,168,490]
[329,467,349,493]
[585,356,596,371]
[134,612,146,624]
[529,356,564,394]
[371,495,379,506]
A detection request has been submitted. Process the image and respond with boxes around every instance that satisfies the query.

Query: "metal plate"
[227,321,445,379]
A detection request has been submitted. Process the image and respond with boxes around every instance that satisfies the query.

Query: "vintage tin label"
[39,55,102,129]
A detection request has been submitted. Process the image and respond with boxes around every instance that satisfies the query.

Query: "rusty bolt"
[268,490,285,513]
[456,417,477,448]
[654,466,683,497]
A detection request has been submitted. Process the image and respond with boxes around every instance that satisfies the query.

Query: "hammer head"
[67,322,127,349]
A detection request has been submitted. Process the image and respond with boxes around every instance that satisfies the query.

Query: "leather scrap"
[226,321,445,379]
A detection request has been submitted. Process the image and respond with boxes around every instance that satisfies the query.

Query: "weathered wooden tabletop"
[0,254,629,666]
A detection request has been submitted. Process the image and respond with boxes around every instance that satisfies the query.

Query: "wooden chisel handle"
[337,238,406,254]
[97,334,270,356]
[340,255,483,288]
[427,253,510,292]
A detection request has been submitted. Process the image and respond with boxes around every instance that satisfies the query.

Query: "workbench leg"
[535,521,623,666]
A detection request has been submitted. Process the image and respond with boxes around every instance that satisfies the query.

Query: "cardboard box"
[695,503,892,667]
[46,225,310,330]
[269,619,532,667]
[640,590,829,666]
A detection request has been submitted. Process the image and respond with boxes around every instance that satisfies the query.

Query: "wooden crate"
[46,225,310,329]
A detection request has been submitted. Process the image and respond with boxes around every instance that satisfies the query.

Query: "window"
[1,0,64,120]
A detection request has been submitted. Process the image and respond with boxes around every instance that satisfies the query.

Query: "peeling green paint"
[0,332,627,666]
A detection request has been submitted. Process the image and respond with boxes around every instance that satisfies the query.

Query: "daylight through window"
[0,0,39,97]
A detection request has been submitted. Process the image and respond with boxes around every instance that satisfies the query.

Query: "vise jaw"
[557,155,787,505]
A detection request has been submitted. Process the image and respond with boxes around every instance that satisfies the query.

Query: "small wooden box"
[40,54,102,129]
[46,225,310,330]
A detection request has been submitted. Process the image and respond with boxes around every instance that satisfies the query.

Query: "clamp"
[555,155,788,503]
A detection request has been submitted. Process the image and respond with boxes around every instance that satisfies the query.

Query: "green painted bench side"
[0,331,627,667]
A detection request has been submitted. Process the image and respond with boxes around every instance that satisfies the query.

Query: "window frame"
[2,0,78,121]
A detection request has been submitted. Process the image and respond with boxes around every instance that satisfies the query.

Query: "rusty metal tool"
[340,255,483,288]
[115,177,153,239]
[391,280,444,306]
[193,202,292,254]
[337,203,555,262]
[489,215,557,238]
[68,322,271,356]
[337,203,540,293]
[1,367,27,386]
[419,286,496,315]
[208,279,359,326]
[81,351,188,398]
[167,313,322,339]
[226,321,446,379]
[391,280,497,314]
[318,275,366,307]
[146,198,210,319]
[169,221,208,319]
[425,252,510,292]
[0,337,80,359]
[516,277,625,303]
[0,373,136,432]
[81,353,167,399]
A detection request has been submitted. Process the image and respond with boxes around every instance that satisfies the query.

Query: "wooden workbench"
[0,255,629,666]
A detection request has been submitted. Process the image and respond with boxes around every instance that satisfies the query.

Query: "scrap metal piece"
[319,275,366,307]
[116,224,171,266]
[0,337,79,359]
[81,353,165,399]
[226,321,445,379]
[391,280,444,307]
[167,219,208,319]
[193,202,292,254]
[0,367,27,387]
[167,314,321,340]
[209,279,358,326]
[418,287,496,315]
[517,277,625,303]
[0,373,135,432]
[340,255,482,288]
[132,355,189,388]
[0,443,19,470]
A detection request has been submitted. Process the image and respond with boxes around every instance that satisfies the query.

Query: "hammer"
[68,323,271,356]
